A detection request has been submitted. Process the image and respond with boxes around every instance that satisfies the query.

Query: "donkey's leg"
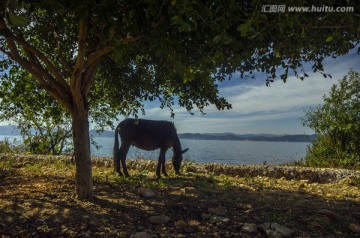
[161,148,169,177]
[156,148,168,178]
[119,144,130,177]
[114,149,123,176]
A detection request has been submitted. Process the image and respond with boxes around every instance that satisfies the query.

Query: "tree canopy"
[0,0,359,198]
[302,70,360,168]
[0,67,72,155]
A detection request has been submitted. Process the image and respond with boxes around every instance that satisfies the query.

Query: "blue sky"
[1,50,358,135]
[124,50,360,135]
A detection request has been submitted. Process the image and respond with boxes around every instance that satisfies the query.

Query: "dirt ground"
[0,157,360,237]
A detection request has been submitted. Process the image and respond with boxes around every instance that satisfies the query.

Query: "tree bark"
[71,106,93,199]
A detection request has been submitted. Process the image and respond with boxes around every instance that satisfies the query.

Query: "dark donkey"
[113,118,189,178]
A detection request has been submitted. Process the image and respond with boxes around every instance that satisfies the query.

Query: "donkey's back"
[117,118,178,150]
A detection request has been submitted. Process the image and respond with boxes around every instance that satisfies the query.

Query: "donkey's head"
[172,148,189,174]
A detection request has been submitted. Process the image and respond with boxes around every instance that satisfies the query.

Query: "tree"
[0,67,73,155]
[0,0,358,199]
[302,70,360,168]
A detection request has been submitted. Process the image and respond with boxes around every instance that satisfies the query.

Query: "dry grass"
[1,157,360,237]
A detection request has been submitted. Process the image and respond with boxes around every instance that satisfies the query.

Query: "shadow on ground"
[1,163,360,237]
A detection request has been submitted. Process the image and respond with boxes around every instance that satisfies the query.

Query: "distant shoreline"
[0,125,316,143]
[177,133,315,143]
[88,131,315,143]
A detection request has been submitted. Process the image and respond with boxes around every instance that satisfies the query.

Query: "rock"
[183,227,196,233]
[338,177,353,184]
[270,223,294,237]
[318,209,341,221]
[258,223,271,230]
[209,215,230,223]
[242,223,258,234]
[201,213,212,220]
[78,232,91,238]
[182,187,196,194]
[130,232,150,238]
[174,220,195,233]
[148,215,170,224]
[180,181,194,187]
[352,213,360,220]
[185,165,198,173]
[208,206,227,216]
[138,187,156,198]
[265,229,278,238]
[174,220,188,228]
[349,223,360,233]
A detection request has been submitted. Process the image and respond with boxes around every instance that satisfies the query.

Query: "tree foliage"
[302,70,360,168]
[0,67,72,155]
[0,0,359,198]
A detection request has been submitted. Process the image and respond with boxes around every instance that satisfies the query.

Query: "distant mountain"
[178,133,316,142]
[180,133,242,141]
[202,133,283,138]
[1,125,315,142]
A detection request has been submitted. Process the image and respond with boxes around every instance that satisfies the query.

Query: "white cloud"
[121,51,360,134]
[224,74,332,115]
[210,54,360,125]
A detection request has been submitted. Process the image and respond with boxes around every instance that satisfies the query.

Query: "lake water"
[92,137,309,165]
[0,135,309,165]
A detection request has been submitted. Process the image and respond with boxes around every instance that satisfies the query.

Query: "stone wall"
[1,153,359,183]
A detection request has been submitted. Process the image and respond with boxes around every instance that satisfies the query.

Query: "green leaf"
[8,13,29,27]
[171,15,192,32]
[325,36,334,43]
[179,22,191,32]
[213,35,222,43]
[287,20,294,28]
[237,23,249,37]
[275,50,280,58]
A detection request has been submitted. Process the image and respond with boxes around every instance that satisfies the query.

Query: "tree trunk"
[71,107,93,199]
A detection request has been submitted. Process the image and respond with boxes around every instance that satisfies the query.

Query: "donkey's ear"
[182,148,189,154]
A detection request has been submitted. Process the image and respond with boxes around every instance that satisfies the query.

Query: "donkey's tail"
[113,127,119,160]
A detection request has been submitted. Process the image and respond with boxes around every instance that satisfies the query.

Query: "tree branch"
[53,30,74,77]
[14,34,70,91]
[0,21,20,60]
[2,33,72,110]
[72,18,88,91]
[1,37,73,111]
[22,44,73,102]
[1,12,72,108]
[82,58,103,96]
[83,45,113,72]
[59,54,74,78]
[79,35,142,96]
